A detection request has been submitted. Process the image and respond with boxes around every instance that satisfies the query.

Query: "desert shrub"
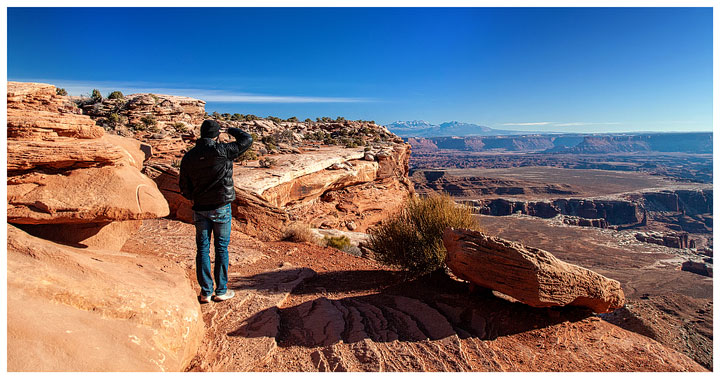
[259,157,276,168]
[140,115,157,127]
[171,159,181,168]
[56,88,68,96]
[108,112,121,124]
[287,116,299,122]
[172,122,188,132]
[91,89,102,102]
[324,235,351,250]
[368,194,479,276]
[267,116,283,124]
[107,90,124,100]
[283,223,318,243]
[237,149,258,161]
[304,118,313,123]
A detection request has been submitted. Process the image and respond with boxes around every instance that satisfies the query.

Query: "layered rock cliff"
[136,119,413,240]
[6,82,203,371]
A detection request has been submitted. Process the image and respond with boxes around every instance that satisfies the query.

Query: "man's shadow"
[227,268,593,348]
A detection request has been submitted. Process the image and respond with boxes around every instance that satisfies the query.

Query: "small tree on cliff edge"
[368,193,480,277]
[91,89,103,102]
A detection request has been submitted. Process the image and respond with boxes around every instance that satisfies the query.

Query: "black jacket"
[179,128,253,211]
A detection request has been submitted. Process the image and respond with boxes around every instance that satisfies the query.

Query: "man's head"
[200,120,221,139]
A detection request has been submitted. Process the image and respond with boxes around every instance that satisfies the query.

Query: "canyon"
[5,81,712,372]
[409,135,713,370]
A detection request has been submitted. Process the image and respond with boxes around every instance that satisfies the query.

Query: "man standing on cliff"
[179,120,253,303]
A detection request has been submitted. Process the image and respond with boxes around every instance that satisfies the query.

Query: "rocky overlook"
[5,82,709,372]
[7,82,202,371]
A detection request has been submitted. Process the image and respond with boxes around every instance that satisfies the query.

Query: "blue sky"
[7,7,713,133]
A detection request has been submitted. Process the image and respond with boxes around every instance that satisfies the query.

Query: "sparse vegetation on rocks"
[283,222,318,243]
[141,114,157,128]
[368,193,480,276]
[56,87,68,96]
[91,88,103,102]
[171,122,188,133]
[107,90,124,100]
[259,157,276,168]
[324,235,351,250]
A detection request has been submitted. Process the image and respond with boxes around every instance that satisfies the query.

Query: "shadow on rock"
[227,266,317,294]
[230,270,593,349]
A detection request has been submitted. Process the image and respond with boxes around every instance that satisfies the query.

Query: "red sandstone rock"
[7,82,170,225]
[443,228,625,313]
[6,225,204,372]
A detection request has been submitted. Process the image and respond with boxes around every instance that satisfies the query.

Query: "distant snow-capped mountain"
[386,120,524,137]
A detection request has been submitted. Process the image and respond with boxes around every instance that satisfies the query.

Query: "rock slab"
[443,228,625,313]
[6,225,204,371]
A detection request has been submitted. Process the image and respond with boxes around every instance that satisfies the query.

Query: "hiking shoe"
[212,290,235,302]
[199,294,212,304]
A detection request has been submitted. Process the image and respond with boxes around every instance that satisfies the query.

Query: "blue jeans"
[193,203,232,296]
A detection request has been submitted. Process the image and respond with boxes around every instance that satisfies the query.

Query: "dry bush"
[368,193,479,276]
[282,222,318,243]
[323,235,351,250]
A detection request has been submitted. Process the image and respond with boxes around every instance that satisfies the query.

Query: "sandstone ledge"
[7,225,204,371]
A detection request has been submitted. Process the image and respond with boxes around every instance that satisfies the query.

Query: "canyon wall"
[407,133,712,154]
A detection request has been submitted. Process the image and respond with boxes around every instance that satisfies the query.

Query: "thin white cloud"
[501,122,553,126]
[9,78,371,103]
[500,121,622,127]
[554,122,622,127]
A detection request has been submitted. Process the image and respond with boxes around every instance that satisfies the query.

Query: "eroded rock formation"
[470,198,643,225]
[7,82,201,371]
[7,82,169,233]
[80,92,206,135]
[635,231,695,249]
[145,144,412,240]
[6,225,203,372]
[443,228,625,313]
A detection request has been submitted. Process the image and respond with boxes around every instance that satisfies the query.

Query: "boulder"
[7,82,169,225]
[443,228,625,313]
[6,225,204,371]
[8,163,169,224]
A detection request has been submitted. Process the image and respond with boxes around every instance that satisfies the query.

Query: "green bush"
[56,88,68,96]
[172,122,188,132]
[140,115,157,127]
[107,91,124,100]
[91,89,102,102]
[368,194,480,276]
[237,149,258,161]
[324,235,351,250]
